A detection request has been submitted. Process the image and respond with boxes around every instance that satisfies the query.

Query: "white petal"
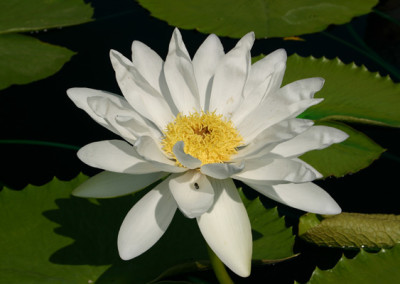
[110,49,174,129]
[78,140,160,174]
[192,34,225,110]
[271,125,349,158]
[118,180,177,260]
[209,32,254,119]
[234,158,317,184]
[131,40,164,94]
[201,162,244,179]
[197,178,252,277]
[237,98,323,143]
[278,77,325,104]
[232,118,313,161]
[232,61,286,125]
[169,171,214,218]
[172,141,202,169]
[67,87,128,137]
[135,136,187,173]
[245,181,341,215]
[72,171,166,198]
[164,29,200,114]
[244,49,287,97]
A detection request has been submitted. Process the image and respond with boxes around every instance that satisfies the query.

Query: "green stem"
[207,245,234,284]
[0,139,80,151]
[373,9,400,27]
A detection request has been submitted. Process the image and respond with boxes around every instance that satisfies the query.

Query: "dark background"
[0,0,399,282]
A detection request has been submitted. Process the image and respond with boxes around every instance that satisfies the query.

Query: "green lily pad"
[299,213,400,250]
[0,0,93,34]
[0,0,93,90]
[137,0,377,38]
[0,34,75,90]
[284,54,400,127]
[300,120,385,177]
[0,175,294,283]
[307,245,400,284]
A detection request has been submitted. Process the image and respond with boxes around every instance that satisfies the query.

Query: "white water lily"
[68,28,348,277]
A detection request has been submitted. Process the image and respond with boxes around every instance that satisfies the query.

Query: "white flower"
[67,28,348,277]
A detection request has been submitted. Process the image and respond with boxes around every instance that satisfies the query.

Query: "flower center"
[162,112,243,166]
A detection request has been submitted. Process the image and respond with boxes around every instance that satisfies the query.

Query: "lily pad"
[0,175,294,283]
[0,0,93,34]
[137,0,377,38]
[299,121,385,177]
[284,54,400,127]
[0,0,93,90]
[0,34,75,90]
[307,245,400,284]
[299,213,400,250]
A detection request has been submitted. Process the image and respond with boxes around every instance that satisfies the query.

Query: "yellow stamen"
[162,111,243,166]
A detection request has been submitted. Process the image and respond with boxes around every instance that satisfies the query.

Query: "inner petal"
[162,111,243,166]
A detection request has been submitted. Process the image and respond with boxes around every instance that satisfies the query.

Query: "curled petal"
[118,180,177,260]
[197,178,252,277]
[173,141,202,169]
[72,171,166,198]
[169,171,214,218]
[245,181,341,215]
[78,140,160,174]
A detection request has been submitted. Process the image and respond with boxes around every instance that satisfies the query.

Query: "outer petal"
[201,162,244,179]
[67,87,130,137]
[118,180,178,260]
[78,140,160,174]
[197,178,252,277]
[245,181,341,215]
[110,49,174,130]
[135,136,187,173]
[164,28,200,114]
[209,32,255,119]
[233,158,318,184]
[173,141,202,169]
[271,125,349,158]
[72,171,166,198]
[192,33,225,110]
[169,171,214,218]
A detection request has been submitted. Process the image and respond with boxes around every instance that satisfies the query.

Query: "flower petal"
[197,178,252,277]
[232,118,313,161]
[135,136,187,173]
[77,140,160,174]
[233,158,318,184]
[245,181,341,215]
[243,49,287,97]
[72,171,166,198]
[110,49,174,129]
[169,171,214,218]
[118,180,177,260]
[164,28,200,114]
[67,87,129,137]
[192,33,225,110]
[173,141,202,169]
[209,32,255,118]
[271,125,349,158]
[201,162,244,179]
